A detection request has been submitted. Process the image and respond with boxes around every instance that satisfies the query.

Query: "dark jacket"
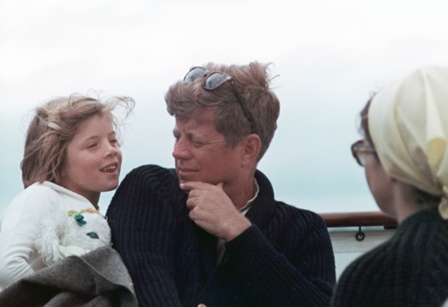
[107,164,335,307]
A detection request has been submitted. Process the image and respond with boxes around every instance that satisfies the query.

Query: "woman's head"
[359,66,448,215]
[358,97,441,211]
[21,94,135,190]
[165,61,280,161]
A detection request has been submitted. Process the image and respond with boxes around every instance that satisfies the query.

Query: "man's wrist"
[224,218,252,241]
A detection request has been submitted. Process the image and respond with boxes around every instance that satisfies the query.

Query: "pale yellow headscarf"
[368,66,448,219]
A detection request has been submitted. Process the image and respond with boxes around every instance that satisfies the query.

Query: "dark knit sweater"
[331,209,448,307]
[107,164,335,307]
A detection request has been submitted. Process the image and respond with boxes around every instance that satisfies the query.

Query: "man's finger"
[180,181,215,191]
[179,182,197,191]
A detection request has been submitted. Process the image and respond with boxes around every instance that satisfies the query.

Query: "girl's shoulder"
[10,182,60,204]
[0,182,63,227]
[17,182,90,207]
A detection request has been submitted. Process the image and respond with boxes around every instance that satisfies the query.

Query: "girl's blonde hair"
[21,94,135,188]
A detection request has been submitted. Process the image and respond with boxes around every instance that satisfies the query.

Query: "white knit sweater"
[0,181,104,291]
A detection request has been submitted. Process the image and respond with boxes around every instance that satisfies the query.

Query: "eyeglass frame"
[351,140,376,166]
[183,66,257,135]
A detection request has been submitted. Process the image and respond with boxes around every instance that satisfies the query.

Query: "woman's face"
[363,140,393,214]
[60,114,122,205]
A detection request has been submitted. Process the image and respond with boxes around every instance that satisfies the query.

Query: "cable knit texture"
[106,164,335,307]
[331,209,448,307]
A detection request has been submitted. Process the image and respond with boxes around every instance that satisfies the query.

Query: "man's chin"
[177,176,189,186]
[177,178,191,194]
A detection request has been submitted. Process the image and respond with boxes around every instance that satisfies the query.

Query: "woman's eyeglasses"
[183,66,257,134]
[351,140,376,166]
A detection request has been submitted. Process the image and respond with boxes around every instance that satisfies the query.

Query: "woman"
[331,66,448,306]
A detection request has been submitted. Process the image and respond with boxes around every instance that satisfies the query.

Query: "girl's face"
[60,114,122,205]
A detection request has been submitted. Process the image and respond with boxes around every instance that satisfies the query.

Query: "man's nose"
[172,136,191,160]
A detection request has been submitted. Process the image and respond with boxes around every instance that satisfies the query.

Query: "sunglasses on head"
[183,66,257,134]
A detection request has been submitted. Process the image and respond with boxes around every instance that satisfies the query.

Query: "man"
[107,62,336,306]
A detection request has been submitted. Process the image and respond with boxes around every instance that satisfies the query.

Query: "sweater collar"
[245,169,276,230]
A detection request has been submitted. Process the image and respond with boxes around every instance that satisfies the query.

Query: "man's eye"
[173,131,180,141]
[192,140,205,147]
[186,134,204,147]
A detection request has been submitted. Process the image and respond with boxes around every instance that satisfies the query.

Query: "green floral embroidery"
[74,214,86,226]
[67,208,101,227]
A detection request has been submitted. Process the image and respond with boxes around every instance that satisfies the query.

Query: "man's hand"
[180,182,251,241]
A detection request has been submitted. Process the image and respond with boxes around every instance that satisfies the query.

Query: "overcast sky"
[1,0,447,215]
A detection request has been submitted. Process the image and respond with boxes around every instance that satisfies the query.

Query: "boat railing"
[319,211,397,228]
[319,211,397,241]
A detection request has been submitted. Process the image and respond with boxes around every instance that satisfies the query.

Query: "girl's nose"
[105,142,120,157]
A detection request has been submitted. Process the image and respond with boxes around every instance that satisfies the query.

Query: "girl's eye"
[87,143,97,148]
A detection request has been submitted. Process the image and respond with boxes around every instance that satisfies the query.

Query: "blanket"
[0,247,138,306]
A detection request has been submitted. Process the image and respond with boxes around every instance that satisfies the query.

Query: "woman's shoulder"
[335,212,448,306]
[339,211,448,282]
[334,240,393,302]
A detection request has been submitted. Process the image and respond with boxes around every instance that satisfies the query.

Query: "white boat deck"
[320,212,396,278]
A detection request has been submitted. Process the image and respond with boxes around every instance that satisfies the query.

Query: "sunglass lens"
[184,67,207,82]
[204,72,228,90]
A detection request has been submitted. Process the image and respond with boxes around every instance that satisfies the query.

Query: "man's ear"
[241,134,261,164]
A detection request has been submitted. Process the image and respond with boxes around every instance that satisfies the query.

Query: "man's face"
[172,109,244,187]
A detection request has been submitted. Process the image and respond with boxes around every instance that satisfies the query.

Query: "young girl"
[0,94,134,291]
